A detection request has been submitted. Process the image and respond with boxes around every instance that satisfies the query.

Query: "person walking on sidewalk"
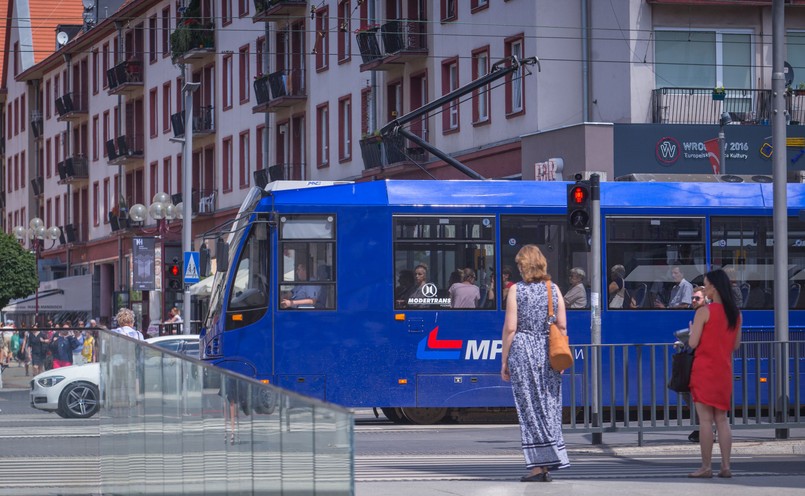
[500,245,570,482]
[687,269,742,479]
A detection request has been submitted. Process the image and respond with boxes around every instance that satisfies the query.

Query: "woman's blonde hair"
[116,308,135,327]
[515,244,550,283]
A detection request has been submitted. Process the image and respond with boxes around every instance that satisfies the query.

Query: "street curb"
[568,439,805,456]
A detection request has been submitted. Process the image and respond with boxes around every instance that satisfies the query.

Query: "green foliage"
[0,232,37,310]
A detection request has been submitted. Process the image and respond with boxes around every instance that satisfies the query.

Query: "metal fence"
[563,340,803,445]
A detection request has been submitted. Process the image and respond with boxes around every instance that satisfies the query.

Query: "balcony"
[30,176,44,197]
[57,155,89,184]
[58,222,87,246]
[55,92,89,122]
[108,210,131,232]
[252,70,306,113]
[0,191,5,209]
[0,135,5,158]
[651,87,778,125]
[107,134,145,166]
[252,0,307,23]
[31,111,43,140]
[170,106,215,137]
[359,20,428,72]
[194,188,217,215]
[107,60,144,96]
[170,21,215,64]
[359,134,411,170]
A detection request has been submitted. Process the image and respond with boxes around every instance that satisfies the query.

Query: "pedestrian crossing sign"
[184,251,200,284]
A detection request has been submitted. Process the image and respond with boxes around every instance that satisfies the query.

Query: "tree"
[0,231,37,311]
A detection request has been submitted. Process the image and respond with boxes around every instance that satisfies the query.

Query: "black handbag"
[668,348,695,393]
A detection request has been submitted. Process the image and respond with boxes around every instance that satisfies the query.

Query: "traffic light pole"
[589,173,602,445]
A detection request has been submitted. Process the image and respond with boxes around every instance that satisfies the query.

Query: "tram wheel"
[381,407,409,424]
[400,407,448,425]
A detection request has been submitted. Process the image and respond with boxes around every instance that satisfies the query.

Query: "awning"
[1,275,92,314]
[189,276,214,296]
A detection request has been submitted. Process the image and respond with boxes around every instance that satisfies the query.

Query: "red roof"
[27,0,84,64]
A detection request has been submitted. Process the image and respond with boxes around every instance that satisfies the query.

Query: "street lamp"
[12,218,62,326]
[719,111,732,175]
[128,193,183,334]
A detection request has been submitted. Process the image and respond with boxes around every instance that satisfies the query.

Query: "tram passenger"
[608,265,635,309]
[485,269,496,309]
[500,244,570,482]
[723,267,743,308]
[564,267,588,309]
[449,268,481,308]
[280,263,320,309]
[654,266,693,309]
[501,266,515,305]
[408,264,429,301]
[394,270,416,308]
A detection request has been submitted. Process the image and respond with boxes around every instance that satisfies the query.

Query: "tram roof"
[262,180,805,209]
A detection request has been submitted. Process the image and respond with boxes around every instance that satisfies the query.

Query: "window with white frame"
[654,30,751,89]
[317,104,329,167]
[339,96,351,161]
[508,38,524,113]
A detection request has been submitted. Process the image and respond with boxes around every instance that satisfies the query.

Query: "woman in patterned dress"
[500,245,570,482]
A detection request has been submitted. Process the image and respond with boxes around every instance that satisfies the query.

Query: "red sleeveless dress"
[689,303,737,411]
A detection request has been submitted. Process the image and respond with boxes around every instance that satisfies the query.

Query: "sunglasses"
[692,296,702,301]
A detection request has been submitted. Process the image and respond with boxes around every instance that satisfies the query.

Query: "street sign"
[184,251,200,284]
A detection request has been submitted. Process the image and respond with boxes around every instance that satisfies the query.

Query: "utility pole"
[178,65,200,334]
[772,0,789,440]
[589,173,602,445]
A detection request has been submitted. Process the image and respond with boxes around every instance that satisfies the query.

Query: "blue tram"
[200,180,805,423]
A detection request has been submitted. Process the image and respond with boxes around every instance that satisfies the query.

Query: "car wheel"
[58,382,100,419]
[56,408,71,419]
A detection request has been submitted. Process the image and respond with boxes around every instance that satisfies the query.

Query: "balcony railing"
[57,155,89,183]
[266,163,305,181]
[1,135,5,158]
[172,106,215,136]
[59,222,86,245]
[108,134,145,165]
[193,188,217,215]
[253,0,307,22]
[254,70,306,113]
[107,60,144,95]
[30,176,44,197]
[651,87,774,125]
[359,20,428,72]
[31,111,43,139]
[360,134,410,170]
[55,92,89,121]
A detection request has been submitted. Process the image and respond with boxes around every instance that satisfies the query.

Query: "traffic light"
[567,181,591,233]
[165,260,183,291]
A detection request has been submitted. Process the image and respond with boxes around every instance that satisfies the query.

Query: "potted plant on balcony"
[712,86,726,101]
[794,83,805,97]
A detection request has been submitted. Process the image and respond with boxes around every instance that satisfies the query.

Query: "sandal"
[718,469,732,478]
[688,468,713,478]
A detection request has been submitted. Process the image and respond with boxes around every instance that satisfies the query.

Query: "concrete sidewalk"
[0,359,33,390]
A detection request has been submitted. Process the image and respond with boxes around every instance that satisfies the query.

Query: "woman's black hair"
[706,268,740,330]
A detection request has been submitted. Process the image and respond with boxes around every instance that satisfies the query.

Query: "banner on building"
[132,237,156,291]
[703,138,721,174]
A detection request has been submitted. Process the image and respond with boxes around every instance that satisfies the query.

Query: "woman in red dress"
[687,269,742,479]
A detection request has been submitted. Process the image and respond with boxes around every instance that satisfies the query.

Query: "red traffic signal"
[570,185,588,205]
[165,263,182,291]
[567,182,592,232]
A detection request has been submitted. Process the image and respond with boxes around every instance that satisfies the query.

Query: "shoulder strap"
[546,281,555,319]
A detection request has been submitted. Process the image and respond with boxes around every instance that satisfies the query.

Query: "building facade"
[2,0,805,326]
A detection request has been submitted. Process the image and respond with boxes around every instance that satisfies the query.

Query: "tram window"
[605,217,706,310]
[226,223,269,329]
[393,216,495,310]
[500,216,590,310]
[711,216,805,310]
[279,215,336,310]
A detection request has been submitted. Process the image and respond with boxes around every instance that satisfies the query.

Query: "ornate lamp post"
[129,193,183,334]
[12,218,62,326]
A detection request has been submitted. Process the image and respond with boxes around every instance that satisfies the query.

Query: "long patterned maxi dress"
[508,280,570,471]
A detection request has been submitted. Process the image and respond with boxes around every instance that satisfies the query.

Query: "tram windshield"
[204,187,263,332]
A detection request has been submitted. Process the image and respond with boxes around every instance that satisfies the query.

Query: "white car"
[30,335,199,419]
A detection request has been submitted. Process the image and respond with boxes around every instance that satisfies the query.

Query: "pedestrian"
[110,308,144,340]
[50,325,79,369]
[500,244,570,482]
[687,269,742,479]
[28,328,48,376]
[81,330,96,363]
